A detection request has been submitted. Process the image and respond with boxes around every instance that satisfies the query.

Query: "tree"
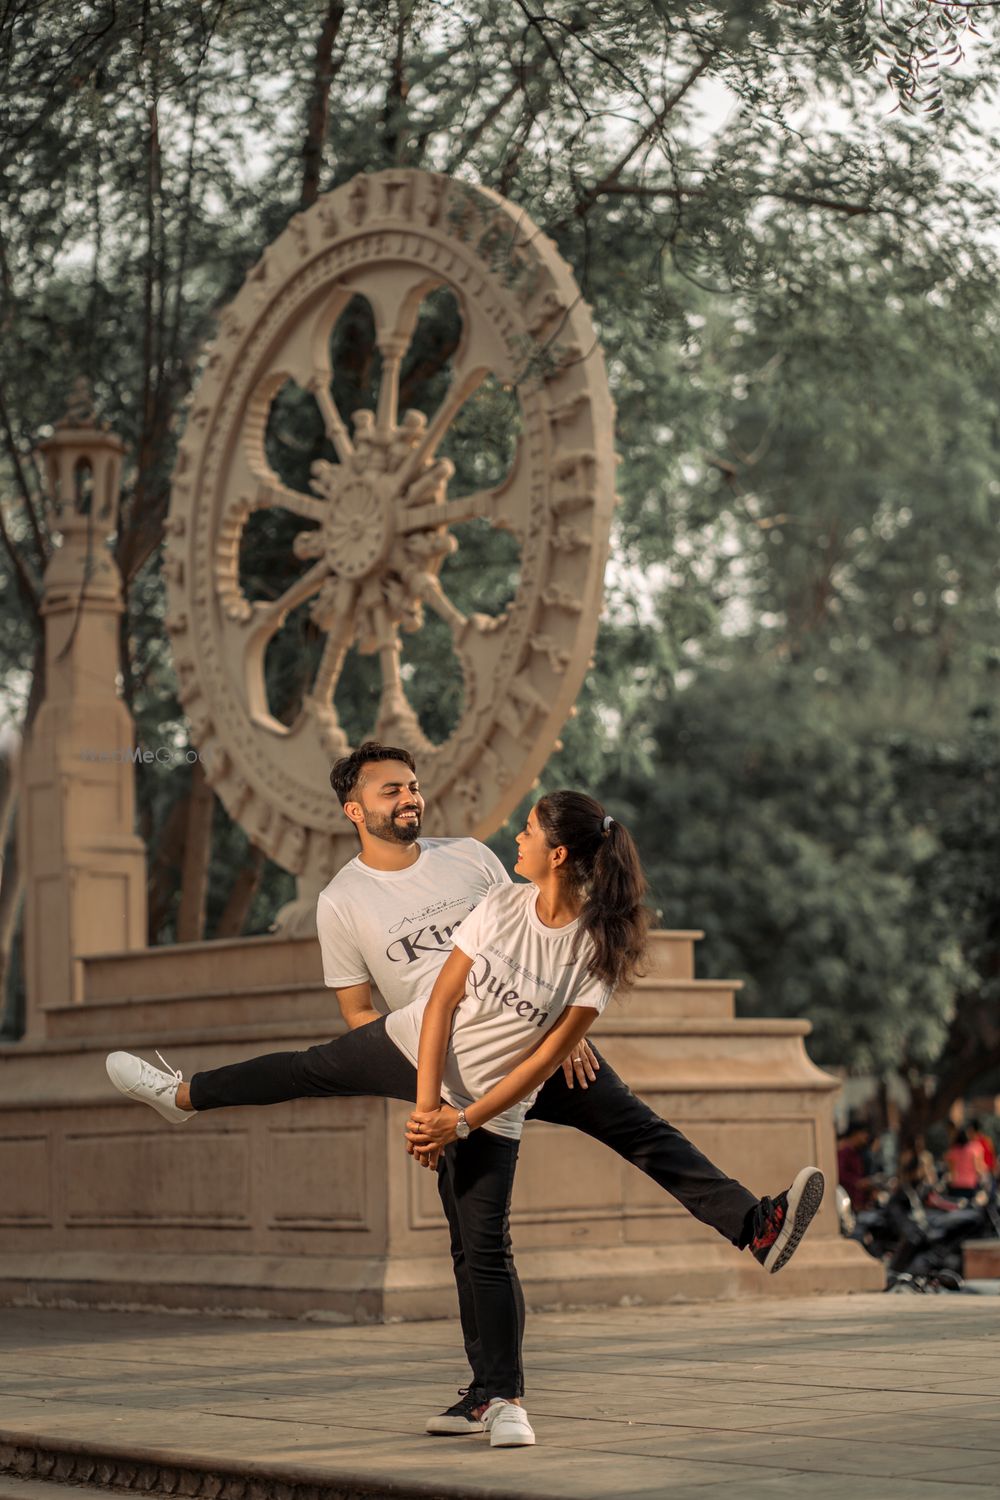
[890,713,1000,1149]
[2,0,999,1052]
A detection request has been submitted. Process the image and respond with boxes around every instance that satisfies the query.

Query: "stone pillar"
[19,385,147,1034]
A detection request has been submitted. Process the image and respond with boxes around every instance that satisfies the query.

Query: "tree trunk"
[382,0,410,164]
[300,0,346,210]
[0,643,45,1035]
[175,760,214,942]
[216,844,266,939]
[146,789,191,941]
[897,1008,1000,1153]
[0,816,24,1038]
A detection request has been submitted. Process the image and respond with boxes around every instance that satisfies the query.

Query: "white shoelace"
[141,1050,183,1097]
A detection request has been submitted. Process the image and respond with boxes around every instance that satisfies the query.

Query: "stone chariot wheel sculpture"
[165,169,616,932]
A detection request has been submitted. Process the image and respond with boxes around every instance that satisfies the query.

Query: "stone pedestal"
[19,399,147,1031]
[0,929,882,1315]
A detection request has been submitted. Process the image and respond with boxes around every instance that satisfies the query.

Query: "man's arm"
[335,981,382,1030]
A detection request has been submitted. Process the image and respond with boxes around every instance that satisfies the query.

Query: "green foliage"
[608,665,967,1073]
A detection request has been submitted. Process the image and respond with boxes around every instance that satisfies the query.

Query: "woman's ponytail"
[535,790,650,991]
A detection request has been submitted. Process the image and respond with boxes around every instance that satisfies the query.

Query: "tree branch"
[510,0,591,120]
[444,78,523,174]
[568,49,718,223]
[594,181,889,219]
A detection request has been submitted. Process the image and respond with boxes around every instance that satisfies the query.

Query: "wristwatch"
[455,1109,471,1140]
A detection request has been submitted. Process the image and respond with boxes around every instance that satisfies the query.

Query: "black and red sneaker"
[749,1167,825,1273]
[425,1386,487,1436]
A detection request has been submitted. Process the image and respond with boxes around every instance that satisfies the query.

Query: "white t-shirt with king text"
[316,837,510,1012]
[385,883,613,1139]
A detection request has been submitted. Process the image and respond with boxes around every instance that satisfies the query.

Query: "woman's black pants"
[190,1029,758,1401]
[188,1019,524,1400]
[435,1045,759,1396]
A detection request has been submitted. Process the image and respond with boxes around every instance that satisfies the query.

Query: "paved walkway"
[2,1295,999,1500]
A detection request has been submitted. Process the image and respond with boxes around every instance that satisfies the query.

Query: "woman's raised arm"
[406,1004,600,1158]
[412,945,473,1136]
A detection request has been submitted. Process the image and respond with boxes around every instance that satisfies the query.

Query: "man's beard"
[363,806,422,844]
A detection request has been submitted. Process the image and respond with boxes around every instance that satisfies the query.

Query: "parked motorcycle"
[842,1175,1000,1293]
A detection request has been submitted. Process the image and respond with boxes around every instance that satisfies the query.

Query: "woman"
[943,1127,987,1201]
[106,790,649,1450]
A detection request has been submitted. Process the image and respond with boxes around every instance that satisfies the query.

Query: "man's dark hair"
[329,741,416,806]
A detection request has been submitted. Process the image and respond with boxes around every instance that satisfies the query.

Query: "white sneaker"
[483,1398,535,1448]
[106,1050,191,1123]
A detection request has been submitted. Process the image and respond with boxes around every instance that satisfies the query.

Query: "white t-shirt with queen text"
[385,883,613,1139]
[316,837,510,1012]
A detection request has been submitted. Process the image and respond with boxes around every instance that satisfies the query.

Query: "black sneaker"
[749,1166,825,1273]
[425,1387,487,1435]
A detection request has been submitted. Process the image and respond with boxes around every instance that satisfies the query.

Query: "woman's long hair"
[535,790,650,992]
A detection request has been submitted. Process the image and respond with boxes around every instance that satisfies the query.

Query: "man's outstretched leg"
[525,1050,824,1274]
[106,1016,420,1118]
[108,1027,491,1432]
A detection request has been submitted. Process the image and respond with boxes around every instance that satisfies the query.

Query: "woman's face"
[514,804,559,882]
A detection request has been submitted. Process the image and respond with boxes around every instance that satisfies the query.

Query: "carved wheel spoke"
[398,489,489,535]
[308,375,354,465]
[399,442,531,539]
[255,477,327,525]
[310,597,357,706]
[247,559,330,644]
[397,364,489,490]
[167,167,615,914]
[374,629,434,753]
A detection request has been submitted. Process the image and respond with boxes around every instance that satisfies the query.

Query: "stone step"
[627,978,739,1019]
[46,981,339,1041]
[22,1015,823,1103]
[46,972,739,1042]
[646,929,703,980]
[81,933,323,1001]
[79,928,705,1004]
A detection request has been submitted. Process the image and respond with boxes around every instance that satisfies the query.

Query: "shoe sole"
[490,1432,535,1447]
[765,1167,825,1273]
[425,1419,486,1435]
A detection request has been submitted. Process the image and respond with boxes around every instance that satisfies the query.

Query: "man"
[319,742,825,1435]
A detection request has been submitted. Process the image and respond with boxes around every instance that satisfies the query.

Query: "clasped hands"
[405,1103,459,1170]
[405,1038,599,1169]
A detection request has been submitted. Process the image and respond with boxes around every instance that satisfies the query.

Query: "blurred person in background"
[837,1119,875,1211]
[943,1126,987,1201]
[968,1117,997,1178]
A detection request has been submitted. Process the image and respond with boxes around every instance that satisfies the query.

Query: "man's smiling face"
[351,759,425,844]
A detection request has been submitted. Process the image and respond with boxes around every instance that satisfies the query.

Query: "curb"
[0,1433,529,1500]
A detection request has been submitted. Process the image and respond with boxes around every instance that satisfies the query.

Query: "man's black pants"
[189,1019,525,1400]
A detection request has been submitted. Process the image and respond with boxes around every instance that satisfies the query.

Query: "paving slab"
[1,1295,999,1500]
